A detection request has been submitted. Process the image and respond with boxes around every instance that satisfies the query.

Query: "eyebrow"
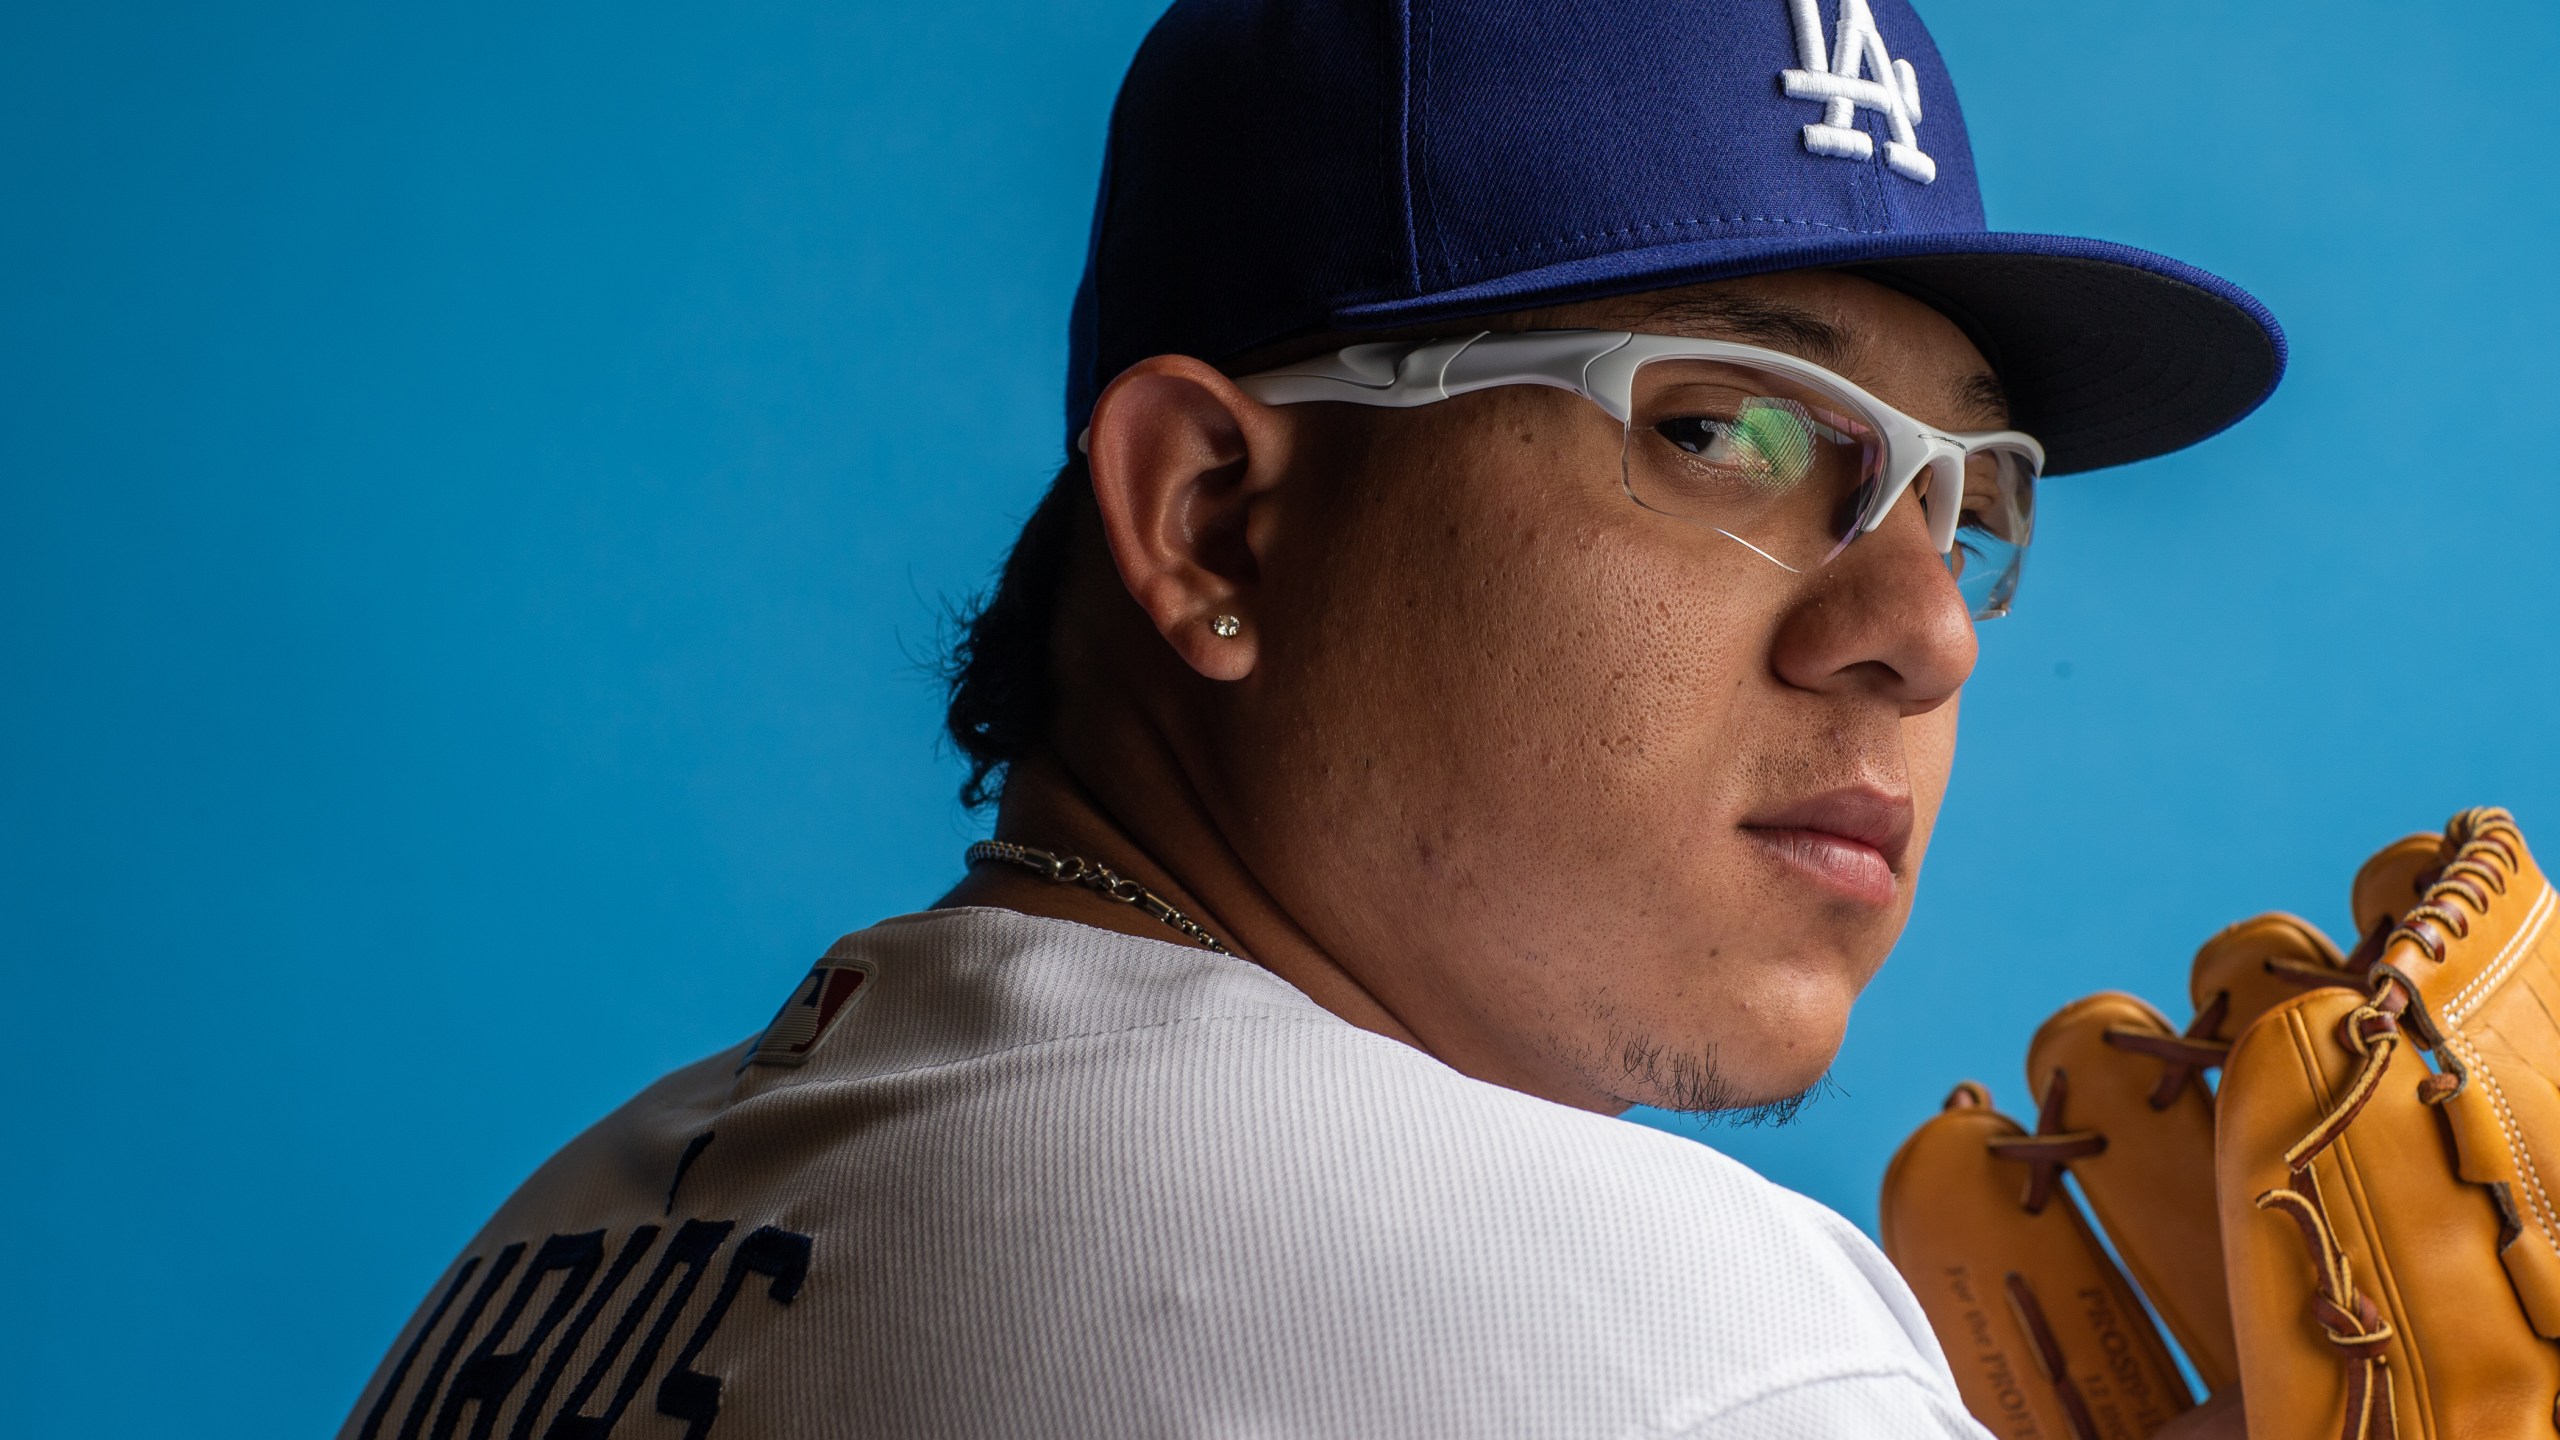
[1955,370,2012,429]
[1630,293,2013,429]
[1630,294,1856,370]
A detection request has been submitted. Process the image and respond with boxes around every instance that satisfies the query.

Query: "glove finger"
[2189,912,2353,1042]
[2343,832,2446,970]
[1883,1083,2196,1439]
[2025,992,2237,1393]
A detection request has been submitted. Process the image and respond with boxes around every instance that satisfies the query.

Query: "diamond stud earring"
[1209,614,1242,638]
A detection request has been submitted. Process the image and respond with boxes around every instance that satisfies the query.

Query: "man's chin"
[1602,1021,1844,1118]
[1677,1072,1837,1127]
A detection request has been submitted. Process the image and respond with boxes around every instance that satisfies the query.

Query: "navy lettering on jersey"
[356,1256,482,1440]
[432,1230,606,1440]
[655,1227,815,1438]
[547,1218,734,1440]
[354,1219,813,1440]
[510,1226,660,1440]
[663,1132,715,1216]
[401,1243,526,1440]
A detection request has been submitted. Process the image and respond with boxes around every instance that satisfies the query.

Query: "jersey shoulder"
[341,909,1966,1440]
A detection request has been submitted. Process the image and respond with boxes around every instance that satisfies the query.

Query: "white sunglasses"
[1233,330,2043,620]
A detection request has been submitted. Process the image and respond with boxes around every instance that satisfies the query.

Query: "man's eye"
[1651,398,1815,495]
[1648,415,1730,453]
[1657,416,1741,459]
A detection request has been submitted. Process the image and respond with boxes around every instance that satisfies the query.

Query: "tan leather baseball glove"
[1881,808,2560,1440]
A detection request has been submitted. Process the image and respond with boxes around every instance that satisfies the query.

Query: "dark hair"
[943,459,1088,808]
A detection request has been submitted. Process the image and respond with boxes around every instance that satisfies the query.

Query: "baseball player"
[339,2,2284,1436]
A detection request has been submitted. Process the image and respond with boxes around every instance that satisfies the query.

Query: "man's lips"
[1739,787,1915,906]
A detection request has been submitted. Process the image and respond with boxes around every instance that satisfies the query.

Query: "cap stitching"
[1445,212,1889,268]
[1415,0,1455,284]
[1394,0,1421,294]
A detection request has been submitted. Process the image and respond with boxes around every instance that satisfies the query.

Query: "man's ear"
[1081,355,1293,683]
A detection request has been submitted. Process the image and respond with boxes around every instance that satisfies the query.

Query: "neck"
[934,749,1424,1052]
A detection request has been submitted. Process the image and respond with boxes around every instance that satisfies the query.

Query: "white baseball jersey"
[340,906,1989,1439]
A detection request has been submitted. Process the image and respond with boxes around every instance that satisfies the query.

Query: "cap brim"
[1328,230,2284,477]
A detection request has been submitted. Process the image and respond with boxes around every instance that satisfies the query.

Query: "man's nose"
[1767,500,1979,713]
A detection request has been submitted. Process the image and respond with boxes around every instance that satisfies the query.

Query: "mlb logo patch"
[745,957,875,1067]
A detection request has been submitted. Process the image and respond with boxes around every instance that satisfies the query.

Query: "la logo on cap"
[1781,0,1937,184]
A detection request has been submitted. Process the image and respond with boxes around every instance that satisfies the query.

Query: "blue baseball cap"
[1066,0,2284,476]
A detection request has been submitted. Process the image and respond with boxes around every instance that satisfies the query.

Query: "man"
[342,1,2279,1436]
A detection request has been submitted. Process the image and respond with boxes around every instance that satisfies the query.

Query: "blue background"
[6,2,2555,1434]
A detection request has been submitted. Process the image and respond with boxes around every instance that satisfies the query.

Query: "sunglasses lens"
[1925,443,2037,609]
[1619,358,1885,572]
[1618,355,2037,619]
[1718,398,1820,492]
[1939,447,2036,620]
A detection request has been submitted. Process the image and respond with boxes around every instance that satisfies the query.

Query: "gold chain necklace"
[964,840,1231,954]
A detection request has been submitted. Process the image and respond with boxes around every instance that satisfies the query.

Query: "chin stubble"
[1607,1028,1837,1125]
